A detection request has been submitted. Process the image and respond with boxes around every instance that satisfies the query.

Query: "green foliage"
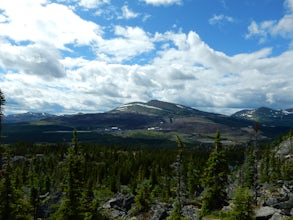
[134,179,152,211]
[166,200,189,220]
[221,187,254,220]
[0,153,32,219]
[200,131,229,218]
[54,131,86,220]
[0,89,5,142]
[244,147,256,188]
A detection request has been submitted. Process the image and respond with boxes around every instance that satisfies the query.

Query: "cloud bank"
[0,0,293,115]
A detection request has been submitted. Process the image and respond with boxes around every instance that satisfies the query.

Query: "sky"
[0,0,293,115]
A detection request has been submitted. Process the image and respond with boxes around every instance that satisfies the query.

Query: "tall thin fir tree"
[200,130,229,218]
[176,135,185,216]
[55,130,85,220]
[0,89,5,143]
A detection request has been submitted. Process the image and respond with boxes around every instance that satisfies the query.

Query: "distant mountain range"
[4,112,54,123]
[231,107,293,127]
[2,100,293,145]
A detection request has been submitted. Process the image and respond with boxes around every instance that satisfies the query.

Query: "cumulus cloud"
[1,0,293,115]
[142,0,182,6]
[246,0,293,43]
[0,0,102,49]
[0,43,65,79]
[96,26,154,62]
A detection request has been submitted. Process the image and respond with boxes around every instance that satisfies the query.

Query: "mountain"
[111,100,210,117]
[3,112,54,123]
[231,107,293,127]
[2,101,292,145]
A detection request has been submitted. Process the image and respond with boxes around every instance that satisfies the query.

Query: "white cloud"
[96,26,154,62]
[1,0,293,115]
[120,5,139,19]
[142,0,182,6]
[0,0,102,49]
[246,0,293,43]
[78,0,110,9]
[209,14,235,26]
[0,42,65,79]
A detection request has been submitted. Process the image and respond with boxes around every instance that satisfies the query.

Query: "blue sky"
[0,0,293,115]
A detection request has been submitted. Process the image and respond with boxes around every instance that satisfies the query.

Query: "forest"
[0,129,292,219]
[0,91,293,220]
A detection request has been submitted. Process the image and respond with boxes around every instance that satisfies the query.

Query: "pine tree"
[176,135,185,215]
[134,179,152,211]
[55,130,85,220]
[0,89,5,143]
[200,131,229,218]
[0,154,16,219]
[0,152,32,219]
[223,187,254,220]
[244,147,256,188]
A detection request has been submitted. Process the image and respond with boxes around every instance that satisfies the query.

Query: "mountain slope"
[232,107,293,127]
[111,100,207,116]
[2,101,292,144]
[3,112,54,123]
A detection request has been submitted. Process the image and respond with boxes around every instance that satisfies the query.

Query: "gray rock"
[150,203,168,220]
[255,206,280,220]
[276,137,293,158]
[182,205,200,220]
[103,193,135,212]
[269,213,285,220]
[272,193,293,215]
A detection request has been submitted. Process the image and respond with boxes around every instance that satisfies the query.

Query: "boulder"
[269,213,285,220]
[272,193,293,215]
[149,203,169,220]
[255,206,280,220]
[103,193,134,212]
[182,205,200,220]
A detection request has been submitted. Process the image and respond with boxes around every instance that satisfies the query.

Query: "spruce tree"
[200,131,229,218]
[0,89,5,143]
[222,187,254,220]
[55,130,85,219]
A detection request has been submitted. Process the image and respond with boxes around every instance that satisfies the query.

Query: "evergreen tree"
[166,200,189,220]
[0,154,17,219]
[0,89,5,142]
[0,153,32,219]
[244,147,256,188]
[222,187,254,220]
[55,130,85,220]
[200,131,229,218]
[134,179,152,211]
[176,135,184,210]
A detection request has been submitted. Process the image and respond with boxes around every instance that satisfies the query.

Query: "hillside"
[232,107,293,127]
[2,100,293,145]
[3,112,54,123]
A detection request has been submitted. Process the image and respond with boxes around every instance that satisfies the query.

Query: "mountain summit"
[111,100,212,117]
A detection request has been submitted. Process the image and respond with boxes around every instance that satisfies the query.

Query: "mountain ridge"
[231,106,293,127]
[2,100,293,144]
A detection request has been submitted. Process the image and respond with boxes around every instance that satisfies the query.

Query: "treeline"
[0,130,293,219]
[0,128,240,219]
